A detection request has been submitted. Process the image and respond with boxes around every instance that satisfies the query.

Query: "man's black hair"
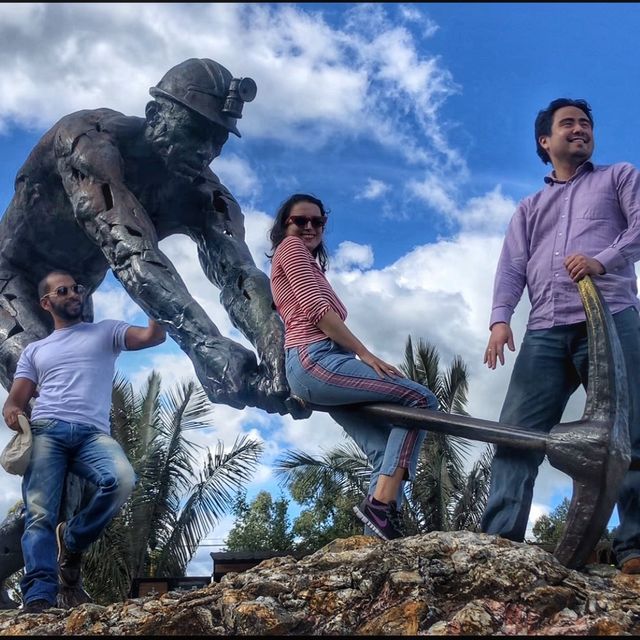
[37,270,74,299]
[535,98,594,164]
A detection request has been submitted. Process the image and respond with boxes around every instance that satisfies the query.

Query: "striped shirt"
[271,236,347,348]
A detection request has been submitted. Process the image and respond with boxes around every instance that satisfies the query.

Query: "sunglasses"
[286,215,327,229]
[41,284,86,300]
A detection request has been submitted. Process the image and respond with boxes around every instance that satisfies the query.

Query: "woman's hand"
[360,351,405,379]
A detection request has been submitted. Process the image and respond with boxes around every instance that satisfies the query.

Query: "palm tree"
[275,336,492,542]
[82,371,264,604]
[400,336,490,533]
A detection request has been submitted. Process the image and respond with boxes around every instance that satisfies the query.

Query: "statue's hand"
[285,395,313,420]
[244,360,290,415]
[190,339,259,410]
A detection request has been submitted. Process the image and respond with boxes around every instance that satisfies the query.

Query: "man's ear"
[538,134,550,153]
[40,298,50,313]
[145,101,161,127]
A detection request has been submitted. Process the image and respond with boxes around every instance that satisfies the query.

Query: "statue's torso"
[0,108,235,284]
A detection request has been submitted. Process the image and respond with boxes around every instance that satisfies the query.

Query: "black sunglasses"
[41,284,86,300]
[286,215,327,229]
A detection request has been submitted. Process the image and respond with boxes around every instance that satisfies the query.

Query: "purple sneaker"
[353,496,404,541]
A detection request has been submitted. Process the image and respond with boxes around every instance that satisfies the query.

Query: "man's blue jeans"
[481,306,640,566]
[20,419,136,605]
[285,339,438,506]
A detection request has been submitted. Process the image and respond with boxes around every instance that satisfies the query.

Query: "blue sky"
[1,3,638,576]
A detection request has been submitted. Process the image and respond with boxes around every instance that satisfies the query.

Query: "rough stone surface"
[2,531,640,636]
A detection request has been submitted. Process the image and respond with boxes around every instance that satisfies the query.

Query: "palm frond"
[111,372,137,458]
[155,436,264,575]
[450,445,493,531]
[412,338,442,395]
[275,440,371,502]
[82,511,134,603]
[440,356,470,416]
[138,371,163,450]
[400,335,418,380]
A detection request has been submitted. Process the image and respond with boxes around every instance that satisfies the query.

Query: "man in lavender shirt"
[481,98,640,574]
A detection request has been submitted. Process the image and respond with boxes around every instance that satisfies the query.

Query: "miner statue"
[0,57,300,608]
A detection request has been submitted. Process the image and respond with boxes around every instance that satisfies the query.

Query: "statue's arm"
[52,127,260,409]
[191,175,289,407]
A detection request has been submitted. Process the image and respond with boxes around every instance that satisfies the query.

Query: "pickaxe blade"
[306,276,630,569]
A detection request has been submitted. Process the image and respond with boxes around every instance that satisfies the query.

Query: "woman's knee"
[422,387,439,410]
[407,383,438,410]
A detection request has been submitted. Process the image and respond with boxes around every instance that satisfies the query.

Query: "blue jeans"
[20,419,136,605]
[481,307,640,566]
[286,339,438,506]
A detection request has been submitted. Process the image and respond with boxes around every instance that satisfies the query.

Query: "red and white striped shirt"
[271,236,347,348]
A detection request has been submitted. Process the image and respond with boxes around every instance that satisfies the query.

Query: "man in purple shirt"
[481,98,640,574]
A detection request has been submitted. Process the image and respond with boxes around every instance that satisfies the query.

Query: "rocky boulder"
[1,531,639,636]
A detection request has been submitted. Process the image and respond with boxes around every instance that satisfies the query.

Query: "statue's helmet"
[149,58,257,137]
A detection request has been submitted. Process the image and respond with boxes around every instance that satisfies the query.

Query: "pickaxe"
[307,276,632,569]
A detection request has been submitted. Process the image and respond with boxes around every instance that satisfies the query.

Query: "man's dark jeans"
[481,306,640,566]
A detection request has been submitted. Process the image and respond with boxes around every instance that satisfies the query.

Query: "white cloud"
[454,185,517,234]
[407,174,458,217]
[332,241,374,272]
[242,209,276,275]
[0,4,462,197]
[212,154,261,199]
[93,287,142,323]
[357,178,390,201]
[397,4,439,37]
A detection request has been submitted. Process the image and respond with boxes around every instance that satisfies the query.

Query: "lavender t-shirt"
[15,320,130,433]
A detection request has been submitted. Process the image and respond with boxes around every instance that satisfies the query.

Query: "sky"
[1,2,639,577]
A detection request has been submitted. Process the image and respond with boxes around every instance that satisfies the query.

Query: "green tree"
[82,371,264,604]
[531,497,572,546]
[276,442,370,553]
[225,490,295,552]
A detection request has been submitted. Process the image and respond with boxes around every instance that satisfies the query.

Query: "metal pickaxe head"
[547,276,630,568]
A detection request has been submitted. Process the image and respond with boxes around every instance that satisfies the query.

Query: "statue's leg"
[0,270,52,389]
[0,503,25,608]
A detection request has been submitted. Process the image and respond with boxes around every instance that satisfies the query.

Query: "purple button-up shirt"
[490,161,640,330]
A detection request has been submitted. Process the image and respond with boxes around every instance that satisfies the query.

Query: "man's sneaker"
[56,522,83,588]
[353,496,404,541]
[19,599,52,615]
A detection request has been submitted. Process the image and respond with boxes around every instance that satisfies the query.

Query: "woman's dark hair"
[534,98,594,164]
[267,193,330,272]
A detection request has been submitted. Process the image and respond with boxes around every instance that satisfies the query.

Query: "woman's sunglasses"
[41,284,86,300]
[286,215,327,229]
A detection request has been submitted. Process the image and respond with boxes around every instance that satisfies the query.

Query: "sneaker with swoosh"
[353,496,404,541]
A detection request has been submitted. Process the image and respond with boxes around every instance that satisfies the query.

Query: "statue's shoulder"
[53,109,143,158]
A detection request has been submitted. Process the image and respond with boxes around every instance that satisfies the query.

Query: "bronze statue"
[0,58,300,607]
[0,57,288,415]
